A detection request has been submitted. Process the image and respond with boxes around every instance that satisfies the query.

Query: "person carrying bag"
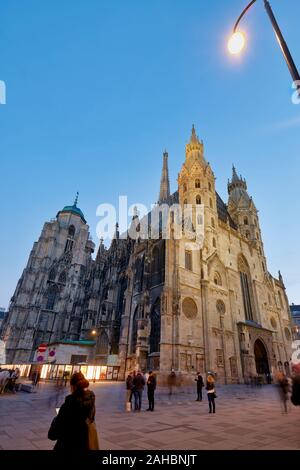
[48,372,99,450]
[206,374,216,414]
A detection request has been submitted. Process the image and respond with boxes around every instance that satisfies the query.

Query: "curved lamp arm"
[233,0,258,32]
[231,0,300,90]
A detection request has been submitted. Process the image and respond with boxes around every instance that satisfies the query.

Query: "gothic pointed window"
[151,245,164,286]
[278,291,284,309]
[196,195,201,205]
[130,307,139,354]
[195,179,200,189]
[65,225,75,253]
[197,214,203,225]
[185,250,192,271]
[96,331,109,355]
[46,284,58,310]
[244,217,249,225]
[209,198,213,209]
[58,271,67,284]
[214,272,222,286]
[68,225,75,237]
[211,218,215,228]
[134,257,144,292]
[183,183,187,192]
[150,299,161,354]
[238,255,255,322]
[117,278,128,319]
[208,182,212,192]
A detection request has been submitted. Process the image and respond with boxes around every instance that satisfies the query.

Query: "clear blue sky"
[0,0,299,308]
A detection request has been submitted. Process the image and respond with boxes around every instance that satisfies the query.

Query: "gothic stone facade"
[1,128,293,384]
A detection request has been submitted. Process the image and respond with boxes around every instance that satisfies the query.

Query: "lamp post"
[228,0,300,96]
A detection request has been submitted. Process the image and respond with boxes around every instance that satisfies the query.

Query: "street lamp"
[228,0,300,95]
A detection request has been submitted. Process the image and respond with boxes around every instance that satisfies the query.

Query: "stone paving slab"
[0,382,300,450]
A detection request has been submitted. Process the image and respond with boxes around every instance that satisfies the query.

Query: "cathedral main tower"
[1,196,95,363]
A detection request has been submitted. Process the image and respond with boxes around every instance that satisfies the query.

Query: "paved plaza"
[0,381,300,450]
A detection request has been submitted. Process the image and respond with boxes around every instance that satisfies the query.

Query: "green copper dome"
[57,193,86,223]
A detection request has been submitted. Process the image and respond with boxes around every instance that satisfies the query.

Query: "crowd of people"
[126,370,156,411]
[0,367,20,393]
[125,370,217,414]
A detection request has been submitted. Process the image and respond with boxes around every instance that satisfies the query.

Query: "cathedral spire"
[115,222,119,240]
[74,192,79,207]
[232,165,240,183]
[190,124,198,143]
[158,151,170,203]
[185,125,204,161]
[228,165,247,194]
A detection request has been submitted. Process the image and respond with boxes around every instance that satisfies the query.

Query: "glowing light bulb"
[228,31,246,55]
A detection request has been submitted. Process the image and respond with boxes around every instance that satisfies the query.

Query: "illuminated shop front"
[3,363,120,381]
[1,340,121,381]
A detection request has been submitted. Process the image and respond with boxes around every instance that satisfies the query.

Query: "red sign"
[38,344,47,353]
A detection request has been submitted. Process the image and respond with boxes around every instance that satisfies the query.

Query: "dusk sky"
[0,0,299,308]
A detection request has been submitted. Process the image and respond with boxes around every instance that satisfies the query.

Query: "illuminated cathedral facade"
[1,127,293,384]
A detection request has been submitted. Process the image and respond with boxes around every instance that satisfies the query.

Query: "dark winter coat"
[48,389,95,451]
[133,374,145,391]
[195,375,204,391]
[291,376,300,406]
[147,375,157,391]
[126,376,133,390]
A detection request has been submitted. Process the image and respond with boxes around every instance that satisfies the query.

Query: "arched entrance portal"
[254,339,270,375]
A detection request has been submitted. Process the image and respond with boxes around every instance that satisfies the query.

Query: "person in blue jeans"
[133,371,145,411]
[206,375,216,414]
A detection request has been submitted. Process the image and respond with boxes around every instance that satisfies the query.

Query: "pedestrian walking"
[48,372,99,450]
[195,373,204,401]
[63,371,70,387]
[132,371,145,411]
[146,371,156,411]
[168,370,177,396]
[276,372,290,413]
[206,374,216,414]
[125,372,133,410]
[32,370,40,388]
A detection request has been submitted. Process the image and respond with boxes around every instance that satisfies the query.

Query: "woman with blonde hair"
[206,374,216,414]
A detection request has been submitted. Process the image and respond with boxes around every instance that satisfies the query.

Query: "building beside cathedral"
[1,127,293,384]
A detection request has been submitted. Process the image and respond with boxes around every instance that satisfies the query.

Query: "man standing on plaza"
[146,371,156,411]
[132,371,145,411]
[195,373,204,401]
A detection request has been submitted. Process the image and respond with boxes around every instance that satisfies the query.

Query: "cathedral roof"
[216,193,237,229]
[57,193,86,224]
